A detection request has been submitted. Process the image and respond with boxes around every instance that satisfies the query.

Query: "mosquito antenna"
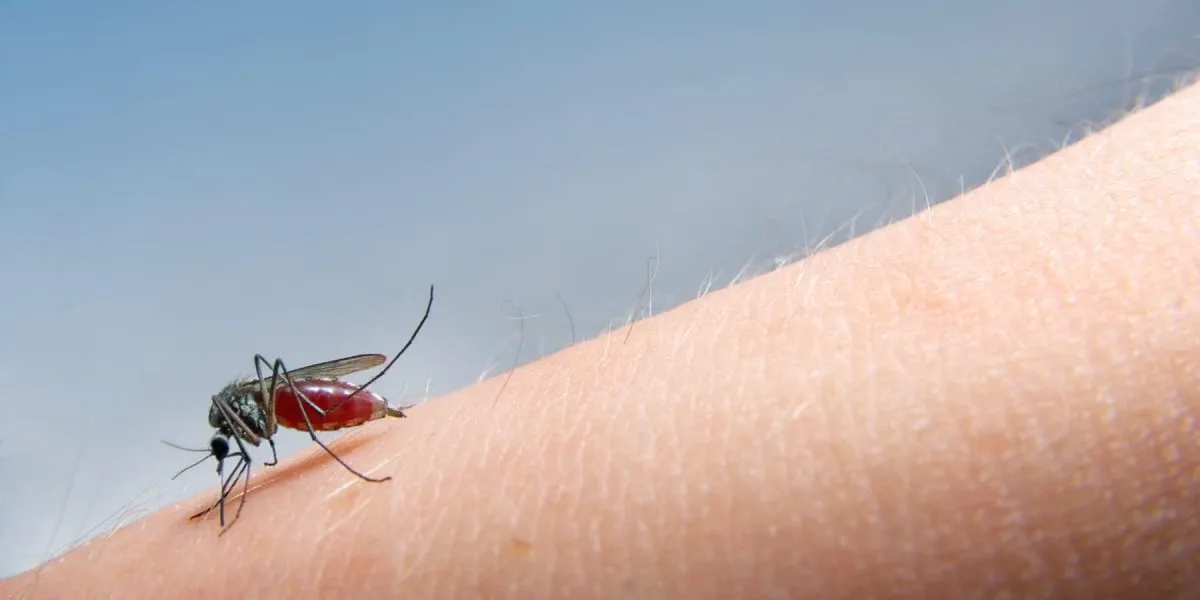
[164,436,231,480]
[170,454,215,480]
[341,284,434,404]
[163,439,219,479]
[161,440,211,453]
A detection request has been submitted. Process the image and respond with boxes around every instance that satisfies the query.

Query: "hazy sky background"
[1,1,1197,577]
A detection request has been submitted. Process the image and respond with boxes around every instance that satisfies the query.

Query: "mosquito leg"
[191,430,256,530]
[273,364,392,483]
[253,353,276,436]
[253,355,330,418]
[189,451,248,521]
[255,354,322,441]
[323,285,435,414]
[221,433,255,531]
[264,437,279,467]
[189,458,235,520]
[274,357,331,416]
[302,425,392,483]
[220,456,252,534]
[248,360,280,468]
[189,455,252,528]
[218,455,247,527]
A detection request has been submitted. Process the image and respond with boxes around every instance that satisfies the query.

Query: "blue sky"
[1,0,1196,576]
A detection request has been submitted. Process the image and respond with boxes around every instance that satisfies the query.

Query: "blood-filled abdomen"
[270,377,395,432]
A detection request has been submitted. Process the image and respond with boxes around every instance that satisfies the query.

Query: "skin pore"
[4,81,1199,599]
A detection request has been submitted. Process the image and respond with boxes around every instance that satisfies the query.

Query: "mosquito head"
[209,435,231,462]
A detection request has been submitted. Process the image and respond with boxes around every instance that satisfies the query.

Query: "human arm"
[5,80,1199,599]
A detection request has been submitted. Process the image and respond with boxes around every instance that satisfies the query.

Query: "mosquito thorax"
[209,383,270,442]
[207,398,224,429]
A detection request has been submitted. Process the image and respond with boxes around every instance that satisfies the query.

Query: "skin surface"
[4,81,1199,599]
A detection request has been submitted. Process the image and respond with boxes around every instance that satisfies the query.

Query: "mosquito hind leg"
[301,424,392,483]
[321,285,435,414]
[254,354,332,447]
[274,364,393,484]
[253,354,331,418]
[249,355,390,483]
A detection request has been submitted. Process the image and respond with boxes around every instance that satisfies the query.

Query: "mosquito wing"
[237,354,387,390]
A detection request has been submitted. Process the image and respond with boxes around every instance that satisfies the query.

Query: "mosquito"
[166,284,434,531]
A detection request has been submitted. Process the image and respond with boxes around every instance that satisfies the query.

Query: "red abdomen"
[269,377,393,432]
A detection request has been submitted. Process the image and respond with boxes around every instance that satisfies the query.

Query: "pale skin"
[5,81,1199,599]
